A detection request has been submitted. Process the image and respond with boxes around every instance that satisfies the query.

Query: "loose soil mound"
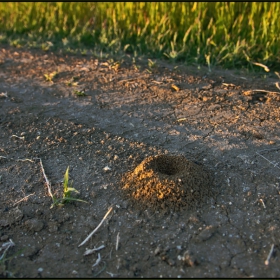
[121,154,213,212]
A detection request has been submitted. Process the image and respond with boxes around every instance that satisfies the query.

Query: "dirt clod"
[121,154,213,212]
[180,251,198,267]
[196,225,217,242]
[24,218,44,232]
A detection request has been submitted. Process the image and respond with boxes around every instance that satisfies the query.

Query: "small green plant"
[41,41,53,51]
[9,39,22,48]
[148,59,156,69]
[74,89,87,96]
[80,49,88,56]
[66,76,79,87]
[205,53,211,72]
[44,71,58,82]
[50,166,87,208]
[163,37,184,60]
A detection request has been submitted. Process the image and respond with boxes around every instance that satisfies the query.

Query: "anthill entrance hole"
[152,155,183,176]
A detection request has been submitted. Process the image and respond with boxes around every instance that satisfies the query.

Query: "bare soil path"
[0,46,279,277]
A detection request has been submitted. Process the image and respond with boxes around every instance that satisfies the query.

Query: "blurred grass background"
[0,2,279,70]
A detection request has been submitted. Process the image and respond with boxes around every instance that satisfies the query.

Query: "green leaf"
[63,166,69,193]
[66,187,79,193]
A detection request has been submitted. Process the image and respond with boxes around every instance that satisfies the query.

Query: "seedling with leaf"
[50,166,87,208]
[44,71,58,82]
[38,159,87,209]
[81,49,88,56]
[66,76,79,87]
[41,41,53,51]
[74,89,87,96]
[111,61,120,72]
[148,59,156,69]
[205,54,211,72]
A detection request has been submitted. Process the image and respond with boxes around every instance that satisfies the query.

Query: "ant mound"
[121,154,214,212]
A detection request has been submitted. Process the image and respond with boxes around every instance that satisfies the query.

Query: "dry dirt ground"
[0,46,280,278]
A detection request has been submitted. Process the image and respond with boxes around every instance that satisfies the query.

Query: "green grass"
[50,166,87,208]
[74,90,87,97]
[0,2,279,70]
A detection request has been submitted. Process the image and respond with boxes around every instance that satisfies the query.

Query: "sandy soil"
[0,46,279,278]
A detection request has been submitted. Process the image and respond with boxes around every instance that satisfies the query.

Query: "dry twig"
[116,232,120,251]
[0,239,15,261]
[256,152,280,170]
[16,158,34,163]
[106,271,118,277]
[92,253,101,267]
[35,157,53,198]
[10,135,25,140]
[13,193,35,206]
[84,245,105,256]
[259,198,266,209]
[257,147,280,153]
[265,244,274,265]
[244,89,280,95]
[78,206,113,247]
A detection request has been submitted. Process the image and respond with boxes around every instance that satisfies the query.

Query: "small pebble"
[154,246,161,256]
[196,225,216,242]
[0,235,9,241]
[103,166,111,171]
[38,268,43,273]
